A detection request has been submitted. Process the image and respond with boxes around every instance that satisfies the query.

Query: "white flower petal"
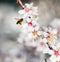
[23,13,28,18]
[37,31,42,36]
[28,26,34,32]
[18,10,25,14]
[34,25,40,31]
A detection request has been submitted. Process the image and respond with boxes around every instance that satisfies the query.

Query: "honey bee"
[16,18,23,25]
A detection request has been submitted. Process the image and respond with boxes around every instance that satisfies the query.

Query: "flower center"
[54,51,60,56]
[40,42,45,46]
[32,30,37,36]
[25,8,31,12]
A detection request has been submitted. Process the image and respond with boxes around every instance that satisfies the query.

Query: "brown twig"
[16,0,25,9]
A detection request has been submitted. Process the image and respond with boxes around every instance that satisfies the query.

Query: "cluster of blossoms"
[16,2,60,62]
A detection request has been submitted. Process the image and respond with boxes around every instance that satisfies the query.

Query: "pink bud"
[28,22,32,26]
